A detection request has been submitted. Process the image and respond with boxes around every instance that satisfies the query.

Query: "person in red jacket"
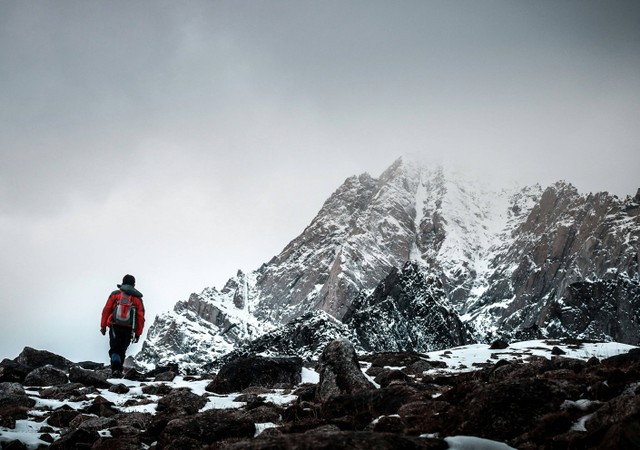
[100,274,145,377]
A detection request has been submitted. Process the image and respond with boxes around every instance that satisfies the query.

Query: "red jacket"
[101,288,145,337]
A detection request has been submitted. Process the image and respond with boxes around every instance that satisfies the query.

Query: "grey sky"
[1,1,639,362]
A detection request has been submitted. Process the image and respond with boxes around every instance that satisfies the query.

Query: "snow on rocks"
[1,339,640,449]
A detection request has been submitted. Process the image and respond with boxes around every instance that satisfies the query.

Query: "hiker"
[100,274,145,377]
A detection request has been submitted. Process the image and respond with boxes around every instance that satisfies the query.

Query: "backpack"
[112,291,136,327]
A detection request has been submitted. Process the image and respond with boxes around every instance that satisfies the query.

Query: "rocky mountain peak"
[134,158,640,370]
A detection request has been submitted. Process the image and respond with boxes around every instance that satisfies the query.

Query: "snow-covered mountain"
[134,157,640,370]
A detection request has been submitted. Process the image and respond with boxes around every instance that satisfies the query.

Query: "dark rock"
[144,363,180,379]
[239,404,282,423]
[123,368,146,381]
[233,393,261,403]
[374,369,411,387]
[156,388,207,415]
[397,400,450,434]
[200,309,357,375]
[90,436,141,450]
[108,383,130,394]
[490,339,509,350]
[371,415,407,433]
[48,428,100,449]
[316,339,375,401]
[154,371,176,382]
[360,352,427,367]
[321,384,421,429]
[157,408,255,447]
[39,383,94,401]
[39,433,55,443]
[0,382,29,399]
[292,383,317,402]
[23,365,68,387]
[551,346,567,356]
[602,348,640,368]
[0,359,31,383]
[223,431,447,449]
[0,405,29,428]
[304,424,342,434]
[75,361,105,371]
[15,347,73,371]
[1,440,29,450]
[511,411,574,448]
[77,416,117,433]
[441,377,575,441]
[141,383,173,396]
[86,396,120,417]
[69,366,111,389]
[112,412,153,431]
[344,262,471,353]
[206,355,302,394]
[404,360,436,377]
[46,409,82,428]
[365,365,385,377]
[585,392,640,446]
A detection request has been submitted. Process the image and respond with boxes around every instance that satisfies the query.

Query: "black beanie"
[122,274,136,286]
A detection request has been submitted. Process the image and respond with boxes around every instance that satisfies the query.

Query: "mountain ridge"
[133,157,640,371]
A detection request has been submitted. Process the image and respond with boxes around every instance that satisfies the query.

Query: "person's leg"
[109,326,132,374]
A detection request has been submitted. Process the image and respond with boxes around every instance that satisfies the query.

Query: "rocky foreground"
[1,339,640,449]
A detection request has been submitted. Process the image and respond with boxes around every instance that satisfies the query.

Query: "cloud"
[1,0,639,361]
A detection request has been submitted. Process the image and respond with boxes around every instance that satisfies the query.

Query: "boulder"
[75,361,105,371]
[0,382,35,429]
[156,388,208,415]
[15,347,73,371]
[39,383,95,401]
[49,428,100,449]
[321,384,422,428]
[0,359,32,383]
[23,365,68,387]
[441,377,574,441]
[371,415,407,433]
[154,371,176,382]
[206,355,302,394]
[490,339,509,350]
[584,392,640,449]
[69,366,111,389]
[316,339,375,401]
[157,408,255,448]
[108,383,130,394]
[47,408,82,428]
[374,368,410,387]
[145,363,180,379]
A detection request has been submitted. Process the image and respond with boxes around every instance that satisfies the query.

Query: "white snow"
[444,435,517,450]
[0,420,51,449]
[301,366,319,384]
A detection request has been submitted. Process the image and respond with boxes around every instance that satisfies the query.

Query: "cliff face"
[134,157,640,369]
[469,182,640,342]
[343,261,472,353]
[251,161,421,324]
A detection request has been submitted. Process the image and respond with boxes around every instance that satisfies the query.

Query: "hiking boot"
[111,369,123,379]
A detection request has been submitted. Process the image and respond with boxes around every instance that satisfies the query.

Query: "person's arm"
[100,294,117,333]
[134,298,145,338]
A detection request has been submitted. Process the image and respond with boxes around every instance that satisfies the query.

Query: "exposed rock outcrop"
[206,355,302,394]
[2,342,640,449]
[315,339,375,401]
[344,261,471,352]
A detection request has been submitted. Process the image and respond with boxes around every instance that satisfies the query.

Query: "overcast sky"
[1,1,639,363]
